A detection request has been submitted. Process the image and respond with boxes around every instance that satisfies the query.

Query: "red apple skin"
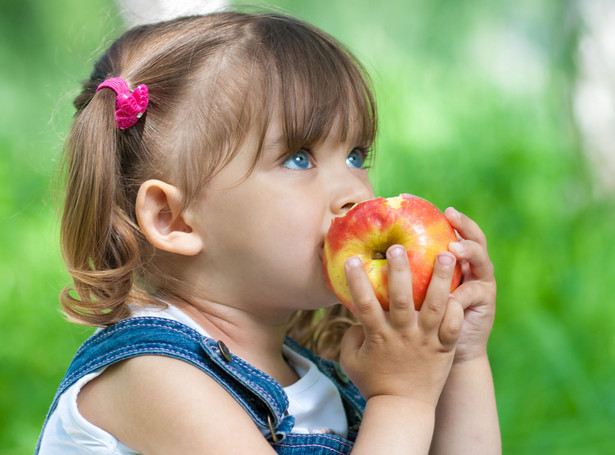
[323,194,462,312]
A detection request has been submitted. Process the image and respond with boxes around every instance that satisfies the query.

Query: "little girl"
[37,11,500,454]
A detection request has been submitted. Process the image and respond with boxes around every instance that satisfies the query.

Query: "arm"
[430,208,501,454]
[78,355,278,454]
[340,246,465,454]
[432,356,500,454]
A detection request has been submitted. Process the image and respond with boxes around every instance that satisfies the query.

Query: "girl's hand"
[445,207,497,363]
[339,245,464,407]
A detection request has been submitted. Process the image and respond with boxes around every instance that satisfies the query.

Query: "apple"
[323,193,462,312]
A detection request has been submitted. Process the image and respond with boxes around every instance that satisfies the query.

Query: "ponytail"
[288,306,356,362]
[59,87,144,326]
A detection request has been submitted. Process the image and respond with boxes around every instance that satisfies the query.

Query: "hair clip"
[96,77,149,130]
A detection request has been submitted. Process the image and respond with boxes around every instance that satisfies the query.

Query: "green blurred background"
[1,0,614,453]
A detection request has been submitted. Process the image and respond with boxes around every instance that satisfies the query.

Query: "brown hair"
[60,11,376,359]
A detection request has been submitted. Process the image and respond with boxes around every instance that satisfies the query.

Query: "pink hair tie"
[96,77,149,130]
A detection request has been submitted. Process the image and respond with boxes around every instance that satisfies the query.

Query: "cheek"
[258,207,324,271]
[204,177,323,259]
[260,205,320,250]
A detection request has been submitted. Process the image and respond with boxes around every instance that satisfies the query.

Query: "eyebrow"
[269,134,285,147]
[257,131,288,162]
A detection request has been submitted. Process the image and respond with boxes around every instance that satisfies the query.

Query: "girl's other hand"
[445,207,497,363]
[339,245,464,407]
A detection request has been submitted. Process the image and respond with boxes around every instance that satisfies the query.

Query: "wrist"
[453,347,489,366]
[366,395,436,446]
[444,354,494,392]
[367,394,437,413]
[355,395,437,454]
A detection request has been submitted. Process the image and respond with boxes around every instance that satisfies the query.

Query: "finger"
[439,298,464,349]
[444,207,488,250]
[448,239,495,281]
[386,245,415,329]
[418,252,457,333]
[345,256,386,336]
[450,280,496,312]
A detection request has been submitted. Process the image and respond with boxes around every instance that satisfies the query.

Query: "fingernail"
[345,257,363,269]
[447,207,461,219]
[449,242,464,255]
[437,253,454,267]
[387,245,405,258]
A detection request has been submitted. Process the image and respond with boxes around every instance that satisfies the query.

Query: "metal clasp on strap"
[267,414,279,443]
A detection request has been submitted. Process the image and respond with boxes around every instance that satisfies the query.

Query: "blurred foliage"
[0,0,119,452]
[1,0,613,453]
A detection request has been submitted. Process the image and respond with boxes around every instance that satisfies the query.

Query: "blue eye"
[282,150,313,169]
[346,149,365,168]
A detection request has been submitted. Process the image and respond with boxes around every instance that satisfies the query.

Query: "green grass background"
[1,0,614,453]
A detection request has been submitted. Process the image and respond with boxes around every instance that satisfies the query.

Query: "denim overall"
[35,317,365,454]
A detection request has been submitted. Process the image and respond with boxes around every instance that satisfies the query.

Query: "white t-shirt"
[38,304,348,454]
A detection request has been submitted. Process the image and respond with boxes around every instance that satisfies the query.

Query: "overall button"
[217,340,232,362]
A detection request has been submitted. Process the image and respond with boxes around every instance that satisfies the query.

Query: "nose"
[329,170,374,216]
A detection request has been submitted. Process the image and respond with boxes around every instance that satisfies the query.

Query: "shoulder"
[78,355,275,454]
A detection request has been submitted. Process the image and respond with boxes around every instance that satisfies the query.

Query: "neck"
[169,297,300,386]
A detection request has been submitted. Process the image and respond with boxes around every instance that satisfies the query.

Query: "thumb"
[339,324,365,369]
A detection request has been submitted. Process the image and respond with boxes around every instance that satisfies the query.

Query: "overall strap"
[283,337,366,439]
[35,317,295,453]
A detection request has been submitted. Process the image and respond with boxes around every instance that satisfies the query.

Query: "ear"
[135,179,204,256]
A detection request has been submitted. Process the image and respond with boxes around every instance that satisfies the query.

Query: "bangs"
[250,15,377,156]
[166,13,378,206]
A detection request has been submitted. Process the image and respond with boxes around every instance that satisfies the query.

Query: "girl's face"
[189,116,374,317]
